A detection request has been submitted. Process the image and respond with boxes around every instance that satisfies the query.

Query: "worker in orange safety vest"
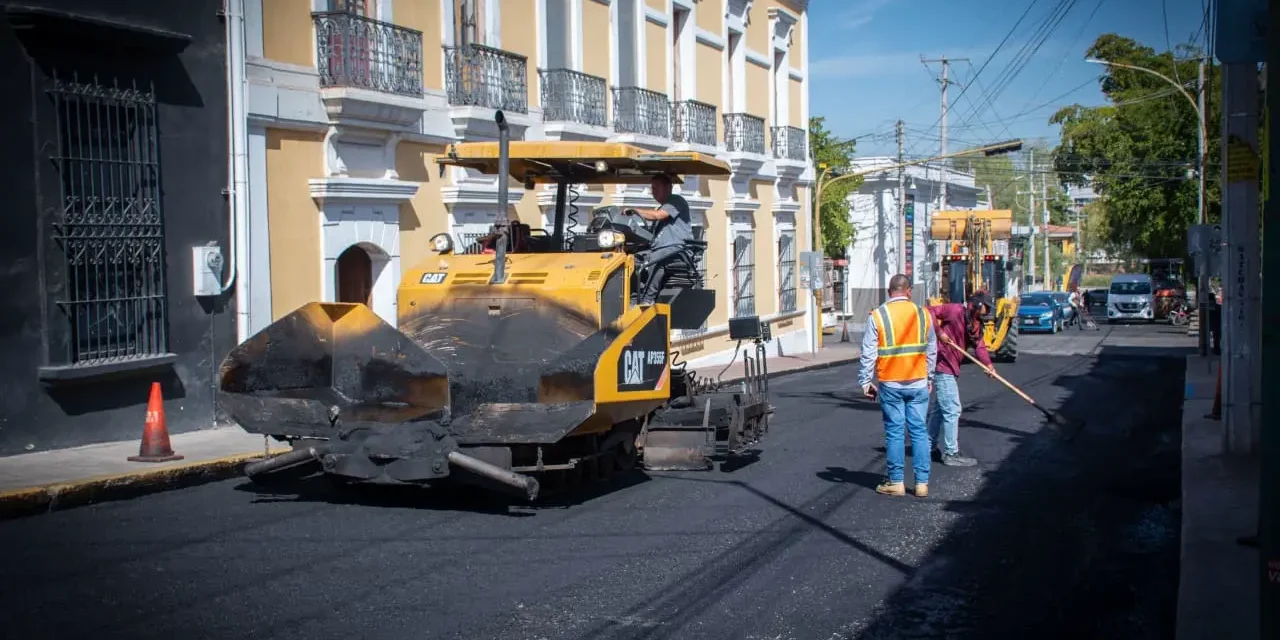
[858,274,938,498]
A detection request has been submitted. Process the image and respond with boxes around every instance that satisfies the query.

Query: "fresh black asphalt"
[0,334,1190,639]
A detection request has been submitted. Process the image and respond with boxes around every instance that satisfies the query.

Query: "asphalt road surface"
[1,341,1190,639]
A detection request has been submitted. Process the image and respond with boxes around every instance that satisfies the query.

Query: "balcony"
[770,125,807,212]
[672,99,717,148]
[313,11,423,97]
[444,44,529,113]
[770,125,807,161]
[612,86,671,140]
[539,68,608,130]
[723,113,766,155]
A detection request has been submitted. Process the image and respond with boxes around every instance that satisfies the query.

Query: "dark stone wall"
[0,0,234,455]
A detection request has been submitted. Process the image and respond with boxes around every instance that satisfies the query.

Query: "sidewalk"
[1176,355,1259,640]
[712,334,861,385]
[0,427,289,520]
[0,340,862,520]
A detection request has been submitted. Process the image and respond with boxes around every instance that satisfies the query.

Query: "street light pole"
[812,164,830,356]
[1086,57,1209,355]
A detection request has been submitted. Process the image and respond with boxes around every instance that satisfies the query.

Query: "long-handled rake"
[938,333,1084,433]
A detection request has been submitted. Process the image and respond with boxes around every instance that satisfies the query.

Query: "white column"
[247,125,272,334]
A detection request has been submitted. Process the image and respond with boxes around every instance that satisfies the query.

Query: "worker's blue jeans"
[880,383,931,484]
[927,373,961,456]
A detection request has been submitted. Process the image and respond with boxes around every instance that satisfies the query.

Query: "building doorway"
[336,245,373,306]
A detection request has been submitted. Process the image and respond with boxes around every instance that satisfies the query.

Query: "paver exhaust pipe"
[244,446,325,478]
[447,450,540,501]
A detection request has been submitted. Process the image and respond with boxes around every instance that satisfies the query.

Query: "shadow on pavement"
[772,389,882,412]
[815,466,883,490]
[848,346,1185,639]
[718,449,763,473]
[231,467,655,516]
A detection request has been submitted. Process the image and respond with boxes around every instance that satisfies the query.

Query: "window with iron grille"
[48,72,169,365]
[777,229,796,312]
[732,230,755,317]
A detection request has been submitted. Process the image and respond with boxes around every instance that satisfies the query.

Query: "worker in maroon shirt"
[925,293,997,466]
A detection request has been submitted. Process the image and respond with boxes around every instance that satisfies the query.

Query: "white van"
[1107,273,1155,323]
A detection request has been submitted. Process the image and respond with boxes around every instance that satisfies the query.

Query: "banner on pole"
[903,195,916,280]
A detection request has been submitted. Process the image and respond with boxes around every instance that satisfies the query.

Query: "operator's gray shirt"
[653,193,693,249]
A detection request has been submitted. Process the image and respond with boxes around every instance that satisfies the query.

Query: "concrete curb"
[0,449,287,522]
[0,356,863,521]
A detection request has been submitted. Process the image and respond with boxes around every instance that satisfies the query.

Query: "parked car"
[1017,292,1066,333]
[1050,291,1077,326]
[1107,274,1156,323]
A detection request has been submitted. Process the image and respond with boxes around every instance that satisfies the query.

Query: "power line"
[1015,0,1108,116]
[957,0,1079,130]
[906,0,1046,156]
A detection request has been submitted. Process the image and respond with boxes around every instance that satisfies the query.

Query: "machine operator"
[626,173,694,306]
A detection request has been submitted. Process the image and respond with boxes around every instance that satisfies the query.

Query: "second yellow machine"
[217,111,775,501]
[927,209,1021,362]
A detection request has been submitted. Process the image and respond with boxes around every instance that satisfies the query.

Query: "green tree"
[809,116,861,258]
[1050,33,1222,258]
[1079,198,1135,261]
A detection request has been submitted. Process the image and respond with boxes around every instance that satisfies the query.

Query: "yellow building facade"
[236,0,814,366]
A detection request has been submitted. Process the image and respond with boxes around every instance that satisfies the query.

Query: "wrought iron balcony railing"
[771,125,807,161]
[444,44,529,113]
[539,68,607,127]
[723,113,766,154]
[672,99,717,147]
[313,11,423,97]
[612,86,671,138]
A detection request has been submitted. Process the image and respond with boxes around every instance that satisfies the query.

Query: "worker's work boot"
[875,480,905,496]
[941,452,977,467]
[914,483,928,498]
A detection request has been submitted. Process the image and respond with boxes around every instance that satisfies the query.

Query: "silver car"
[1107,274,1155,323]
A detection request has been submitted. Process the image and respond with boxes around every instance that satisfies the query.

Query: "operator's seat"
[660,239,706,288]
[632,238,706,305]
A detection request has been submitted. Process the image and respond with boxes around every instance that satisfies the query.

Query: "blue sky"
[807,0,1213,158]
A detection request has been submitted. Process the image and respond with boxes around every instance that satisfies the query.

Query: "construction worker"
[858,274,937,497]
[1069,289,1085,329]
[926,293,996,467]
[626,173,694,306]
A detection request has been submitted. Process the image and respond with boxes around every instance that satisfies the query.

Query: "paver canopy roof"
[436,141,732,185]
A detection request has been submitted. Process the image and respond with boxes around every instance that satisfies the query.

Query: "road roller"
[217,111,776,501]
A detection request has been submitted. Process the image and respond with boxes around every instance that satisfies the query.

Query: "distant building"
[836,159,982,324]
[1067,183,1098,223]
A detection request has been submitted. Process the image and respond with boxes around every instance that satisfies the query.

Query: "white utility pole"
[1042,165,1050,290]
[1028,150,1036,289]
[985,184,994,209]
[1220,61,1261,455]
[921,56,968,210]
[896,120,906,283]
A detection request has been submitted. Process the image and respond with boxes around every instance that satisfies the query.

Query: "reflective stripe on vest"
[871,299,930,382]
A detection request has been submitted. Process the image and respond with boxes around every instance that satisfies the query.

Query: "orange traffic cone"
[128,382,184,462]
